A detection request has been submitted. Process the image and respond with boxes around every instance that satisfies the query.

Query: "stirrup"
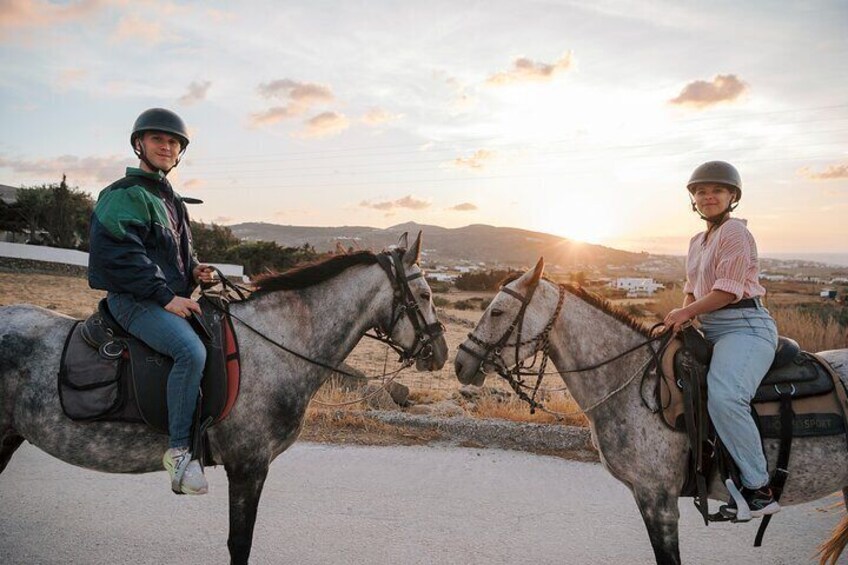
[720,479,752,522]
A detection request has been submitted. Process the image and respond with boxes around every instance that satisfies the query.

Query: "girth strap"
[754,391,794,546]
[679,348,710,526]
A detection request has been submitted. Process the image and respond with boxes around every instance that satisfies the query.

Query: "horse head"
[378,231,449,371]
[454,257,558,385]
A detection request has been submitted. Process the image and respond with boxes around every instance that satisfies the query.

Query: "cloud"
[449,202,478,211]
[252,79,336,128]
[0,153,136,185]
[798,163,848,180]
[178,81,212,106]
[360,195,431,211]
[669,74,748,109]
[298,111,350,139]
[452,149,494,170]
[0,0,104,33]
[361,107,401,126]
[486,52,574,86]
[250,106,295,126]
[112,13,164,43]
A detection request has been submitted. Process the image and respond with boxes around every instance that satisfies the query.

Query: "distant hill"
[228,221,649,269]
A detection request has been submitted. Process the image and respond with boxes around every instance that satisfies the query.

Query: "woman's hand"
[664,307,693,333]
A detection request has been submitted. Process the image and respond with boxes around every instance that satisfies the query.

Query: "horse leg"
[0,431,24,475]
[633,488,682,565]
[226,460,270,565]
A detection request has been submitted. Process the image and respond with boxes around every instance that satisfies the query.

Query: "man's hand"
[164,296,202,318]
[193,264,217,284]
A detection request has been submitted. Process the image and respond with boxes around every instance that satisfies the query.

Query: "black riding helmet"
[130,108,190,174]
[686,160,741,223]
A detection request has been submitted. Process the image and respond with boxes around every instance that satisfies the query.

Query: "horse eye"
[420,292,431,301]
[491,309,503,317]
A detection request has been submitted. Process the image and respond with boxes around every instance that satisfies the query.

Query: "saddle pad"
[59,322,142,422]
[59,298,240,432]
[659,338,845,437]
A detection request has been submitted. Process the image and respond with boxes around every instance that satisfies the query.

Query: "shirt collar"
[126,166,167,182]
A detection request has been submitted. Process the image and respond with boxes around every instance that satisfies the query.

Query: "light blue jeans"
[700,303,778,489]
[107,293,206,449]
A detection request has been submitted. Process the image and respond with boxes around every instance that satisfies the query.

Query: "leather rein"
[207,248,444,380]
[459,278,670,416]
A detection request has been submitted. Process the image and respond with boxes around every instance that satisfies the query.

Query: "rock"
[457,384,483,400]
[407,404,433,415]
[384,381,410,407]
[429,400,465,417]
[363,384,400,410]
[327,363,369,391]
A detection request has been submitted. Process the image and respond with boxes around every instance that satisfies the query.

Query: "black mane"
[251,251,380,294]
[499,273,650,336]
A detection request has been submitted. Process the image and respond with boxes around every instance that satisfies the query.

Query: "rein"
[205,249,441,382]
[460,278,672,417]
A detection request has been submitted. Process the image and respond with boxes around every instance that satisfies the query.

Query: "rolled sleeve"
[712,278,745,301]
[683,279,695,294]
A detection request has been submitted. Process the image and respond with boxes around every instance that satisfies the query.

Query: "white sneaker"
[163,447,208,495]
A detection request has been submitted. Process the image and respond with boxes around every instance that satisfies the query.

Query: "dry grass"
[469,390,588,427]
[771,307,847,352]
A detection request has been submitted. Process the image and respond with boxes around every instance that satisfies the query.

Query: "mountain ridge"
[228,221,648,268]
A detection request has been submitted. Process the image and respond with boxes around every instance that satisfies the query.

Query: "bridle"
[459,277,671,415]
[369,249,445,363]
[458,277,566,412]
[208,248,444,379]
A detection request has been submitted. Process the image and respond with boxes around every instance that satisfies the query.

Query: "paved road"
[0,443,842,564]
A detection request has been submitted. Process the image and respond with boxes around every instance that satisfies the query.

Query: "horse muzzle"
[454,344,488,386]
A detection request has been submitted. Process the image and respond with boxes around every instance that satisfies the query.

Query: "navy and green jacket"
[88,167,199,306]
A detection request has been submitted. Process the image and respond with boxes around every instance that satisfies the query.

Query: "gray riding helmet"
[686,161,742,202]
[130,108,190,151]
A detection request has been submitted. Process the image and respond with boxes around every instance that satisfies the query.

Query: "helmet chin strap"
[691,197,738,225]
[134,141,185,176]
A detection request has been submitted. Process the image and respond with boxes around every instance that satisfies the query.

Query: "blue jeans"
[700,304,778,489]
[107,293,206,449]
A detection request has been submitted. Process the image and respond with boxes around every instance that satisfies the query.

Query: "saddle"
[657,326,848,543]
[58,296,241,437]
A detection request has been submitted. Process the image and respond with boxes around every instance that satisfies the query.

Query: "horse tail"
[818,513,848,565]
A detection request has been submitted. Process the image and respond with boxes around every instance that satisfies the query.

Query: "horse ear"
[403,231,423,267]
[517,257,545,288]
[397,232,409,250]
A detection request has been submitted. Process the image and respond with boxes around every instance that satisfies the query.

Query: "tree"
[0,178,94,249]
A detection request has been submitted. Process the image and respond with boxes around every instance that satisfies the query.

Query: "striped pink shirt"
[683,218,766,302]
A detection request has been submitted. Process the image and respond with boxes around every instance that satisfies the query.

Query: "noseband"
[370,250,445,363]
[458,279,566,412]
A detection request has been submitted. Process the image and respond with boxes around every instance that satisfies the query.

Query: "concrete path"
[0,443,841,564]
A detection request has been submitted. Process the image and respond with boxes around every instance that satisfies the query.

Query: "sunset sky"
[1,0,846,256]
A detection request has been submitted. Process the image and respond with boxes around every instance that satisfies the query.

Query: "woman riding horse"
[663,161,780,518]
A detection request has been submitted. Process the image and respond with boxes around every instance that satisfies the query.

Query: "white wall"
[0,241,245,278]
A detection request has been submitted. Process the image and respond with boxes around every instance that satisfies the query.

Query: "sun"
[531,193,618,244]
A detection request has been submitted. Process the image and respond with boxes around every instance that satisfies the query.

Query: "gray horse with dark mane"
[455,258,848,565]
[0,233,448,565]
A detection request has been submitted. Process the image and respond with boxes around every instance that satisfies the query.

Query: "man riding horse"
[88,108,217,495]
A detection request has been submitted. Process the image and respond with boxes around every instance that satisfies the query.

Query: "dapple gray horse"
[454,258,848,565]
[0,233,448,565]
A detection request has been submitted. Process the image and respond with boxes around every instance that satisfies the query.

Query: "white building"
[609,277,664,297]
